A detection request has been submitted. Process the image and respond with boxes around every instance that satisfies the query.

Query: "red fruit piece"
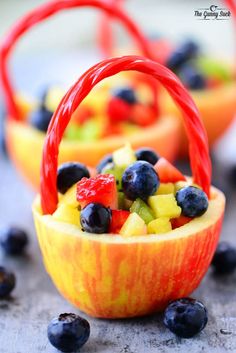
[171,215,192,229]
[71,106,93,125]
[77,174,118,209]
[154,158,186,183]
[109,210,130,234]
[130,104,157,127]
[107,97,132,123]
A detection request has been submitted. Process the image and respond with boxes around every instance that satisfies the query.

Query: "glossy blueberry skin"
[0,227,28,255]
[164,298,208,338]
[180,65,206,90]
[0,266,16,298]
[80,203,111,234]
[57,162,90,194]
[122,161,159,201]
[166,40,199,71]
[47,313,90,352]
[29,106,53,132]
[212,242,236,274]
[96,154,113,173]
[113,87,137,105]
[135,148,159,165]
[176,186,208,217]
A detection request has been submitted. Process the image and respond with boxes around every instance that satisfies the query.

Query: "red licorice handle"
[224,0,236,18]
[0,0,154,121]
[40,55,211,215]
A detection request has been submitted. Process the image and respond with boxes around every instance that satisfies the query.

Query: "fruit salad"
[53,144,209,236]
[28,79,158,142]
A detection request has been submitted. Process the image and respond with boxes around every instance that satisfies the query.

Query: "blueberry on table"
[96,154,113,173]
[212,242,236,274]
[122,161,160,201]
[180,65,206,90]
[113,87,137,105]
[135,148,159,165]
[0,266,16,298]
[80,203,111,234]
[29,106,53,132]
[0,227,28,255]
[176,186,208,217]
[164,298,208,338]
[57,162,90,194]
[47,313,90,352]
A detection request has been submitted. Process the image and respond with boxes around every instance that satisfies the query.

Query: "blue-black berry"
[0,227,28,255]
[164,297,208,338]
[57,162,90,194]
[135,148,159,165]
[113,87,137,105]
[96,154,113,174]
[80,203,111,234]
[0,266,16,298]
[176,186,208,217]
[47,313,90,352]
[212,242,236,274]
[29,106,53,133]
[180,65,206,90]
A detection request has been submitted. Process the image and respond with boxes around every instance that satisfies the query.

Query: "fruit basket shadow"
[0,0,180,190]
[32,55,225,319]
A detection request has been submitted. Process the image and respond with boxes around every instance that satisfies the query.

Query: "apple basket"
[32,55,225,319]
[0,0,179,190]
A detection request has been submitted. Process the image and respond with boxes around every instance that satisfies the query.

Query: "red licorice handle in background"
[224,0,236,19]
[40,55,211,215]
[0,0,155,121]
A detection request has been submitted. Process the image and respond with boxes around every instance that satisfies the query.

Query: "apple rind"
[32,185,225,318]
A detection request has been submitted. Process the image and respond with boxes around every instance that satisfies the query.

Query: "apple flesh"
[33,185,225,319]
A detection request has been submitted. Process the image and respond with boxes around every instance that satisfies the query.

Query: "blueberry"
[80,203,111,234]
[166,40,199,71]
[122,161,159,201]
[0,266,16,298]
[96,154,113,173]
[164,298,208,338]
[113,87,137,105]
[176,186,208,217]
[47,313,90,352]
[135,148,159,165]
[0,227,28,255]
[57,162,90,194]
[212,242,236,274]
[180,65,206,90]
[29,106,53,132]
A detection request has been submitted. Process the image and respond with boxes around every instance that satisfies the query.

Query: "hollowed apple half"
[160,82,236,157]
[33,185,225,318]
[6,98,180,190]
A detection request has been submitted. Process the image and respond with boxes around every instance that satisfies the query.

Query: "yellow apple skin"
[6,99,179,190]
[32,185,225,319]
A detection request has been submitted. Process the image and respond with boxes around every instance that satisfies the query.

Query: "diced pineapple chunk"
[59,184,78,207]
[148,194,181,219]
[119,212,147,237]
[113,143,136,168]
[147,217,172,234]
[156,183,175,195]
[52,204,81,227]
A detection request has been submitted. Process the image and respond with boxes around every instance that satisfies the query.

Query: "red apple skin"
[33,186,225,318]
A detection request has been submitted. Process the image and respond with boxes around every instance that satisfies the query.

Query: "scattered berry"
[135,148,159,165]
[0,227,28,255]
[0,266,16,298]
[29,106,53,132]
[80,203,111,234]
[212,242,236,274]
[57,162,90,194]
[180,65,206,90]
[164,298,208,338]
[96,154,113,173]
[122,161,159,201]
[47,313,90,352]
[166,40,199,71]
[176,186,208,217]
[113,87,137,105]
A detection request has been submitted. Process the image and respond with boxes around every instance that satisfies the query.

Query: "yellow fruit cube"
[45,86,65,112]
[52,204,81,227]
[156,183,175,195]
[147,217,172,234]
[59,184,78,207]
[148,194,181,219]
[120,212,147,237]
[113,143,136,168]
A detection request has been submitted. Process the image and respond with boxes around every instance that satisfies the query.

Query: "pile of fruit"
[165,40,235,90]
[52,144,209,235]
[29,81,157,140]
